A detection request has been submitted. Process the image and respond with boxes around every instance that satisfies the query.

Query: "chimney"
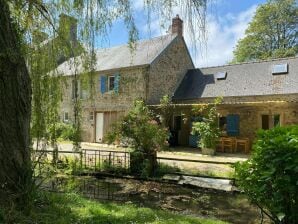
[171,15,183,36]
[58,14,77,43]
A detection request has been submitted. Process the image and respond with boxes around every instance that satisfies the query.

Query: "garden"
[4,100,295,224]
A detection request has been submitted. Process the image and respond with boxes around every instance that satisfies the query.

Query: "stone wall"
[172,94,298,152]
[60,66,149,142]
[147,36,194,104]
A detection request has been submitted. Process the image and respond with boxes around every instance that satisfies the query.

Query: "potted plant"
[191,98,221,155]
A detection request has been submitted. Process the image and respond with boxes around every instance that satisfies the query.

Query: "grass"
[1,192,228,224]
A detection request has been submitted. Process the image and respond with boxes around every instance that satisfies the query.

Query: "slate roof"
[53,34,177,76]
[173,57,298,100]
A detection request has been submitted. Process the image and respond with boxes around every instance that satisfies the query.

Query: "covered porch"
[158,100,298,154]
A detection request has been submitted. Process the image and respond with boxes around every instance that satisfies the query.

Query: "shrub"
[107,100,168,176]
[48,122,76,141]
[191,97,221,149]
[235,125,298,224]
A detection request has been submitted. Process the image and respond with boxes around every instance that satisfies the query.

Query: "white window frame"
[258,111,283,129]
[108,75,115,91]
[64,112,69,122]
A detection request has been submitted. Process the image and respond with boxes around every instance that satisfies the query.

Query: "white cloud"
[141,3,257,67]
[194,5,257,67]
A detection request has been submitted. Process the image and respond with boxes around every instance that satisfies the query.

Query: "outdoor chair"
[221,137,236,153]
[235,137,249,153]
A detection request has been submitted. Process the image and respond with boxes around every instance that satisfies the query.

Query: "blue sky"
[101,0,267,67]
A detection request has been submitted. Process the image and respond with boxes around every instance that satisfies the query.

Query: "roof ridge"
[199,55,298,69]
[95,34,174,52]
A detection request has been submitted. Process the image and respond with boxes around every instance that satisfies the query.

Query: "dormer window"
[272,64,288,75]
[216,72,227,80]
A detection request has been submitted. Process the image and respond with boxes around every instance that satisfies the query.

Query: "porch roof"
[149,100,298,107]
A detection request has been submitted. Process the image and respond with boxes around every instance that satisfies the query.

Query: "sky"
[100,0,267,68]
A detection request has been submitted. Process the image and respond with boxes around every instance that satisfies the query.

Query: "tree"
[232,0,298,63]
[0,0,207,206]
[235,126,298,224]
[0,0,32,206]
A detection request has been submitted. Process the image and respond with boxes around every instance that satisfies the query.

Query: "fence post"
[109,152,111,166]
[124,152,126,169]
[84,149,87,169]
[94,151,97,171]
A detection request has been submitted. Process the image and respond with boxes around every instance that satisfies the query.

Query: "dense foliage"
[107,100,168,176]
[235,125,298,224]
[232,0,298,63]
[191,98,221,149]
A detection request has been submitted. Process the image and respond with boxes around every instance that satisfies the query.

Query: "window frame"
[64,112,69,122]
[108,75,115,91]
[89,111,94,121]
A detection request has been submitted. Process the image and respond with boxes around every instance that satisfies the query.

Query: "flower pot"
[201,148,215,156]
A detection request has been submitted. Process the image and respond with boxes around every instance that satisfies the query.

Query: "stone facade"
[60,36,193,142]
[172,94,298,151]
[147,36,194,104]
[60,66,148,142]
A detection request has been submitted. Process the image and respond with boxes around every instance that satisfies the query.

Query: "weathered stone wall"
[147,36,194,104]
[60,66,149,142]
[217,102,298,150]
[172,94,298,151]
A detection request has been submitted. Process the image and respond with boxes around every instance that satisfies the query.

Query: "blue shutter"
[227,114,240,136]
[114,73,120,94]
[100,75,106,94]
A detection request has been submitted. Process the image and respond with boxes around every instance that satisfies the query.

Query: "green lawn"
[1,192,228,224]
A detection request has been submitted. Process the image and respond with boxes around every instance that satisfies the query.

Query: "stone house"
[55,16,194,142]
[55,14,298,152]
[171,56,298,151]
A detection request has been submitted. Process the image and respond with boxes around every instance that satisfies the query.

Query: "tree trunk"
[0,0,32,204]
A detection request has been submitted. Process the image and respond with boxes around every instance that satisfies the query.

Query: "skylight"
[272,64,288,75]
[215,72,227,80]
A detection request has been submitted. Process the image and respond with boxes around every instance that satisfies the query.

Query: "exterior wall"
[173,94,298,152]
[60,66,149,142]
[217,102,298,150]
[147,36,194,104]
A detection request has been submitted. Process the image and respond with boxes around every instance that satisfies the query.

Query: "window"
[219,116,227,132]
[64,112,69,122]
[261,114,281,130]
[218,115,239,136]
[89,112,94,121]
[273,114,280,127]
[80,79,89,99]
[272,64,288,75]
[261,115,270,130]
[215,71,227,80]
[108,76,115,91]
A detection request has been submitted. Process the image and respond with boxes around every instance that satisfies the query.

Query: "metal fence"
[32,149,130,173]
[32,149,236,179]
[82,149,130,171]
